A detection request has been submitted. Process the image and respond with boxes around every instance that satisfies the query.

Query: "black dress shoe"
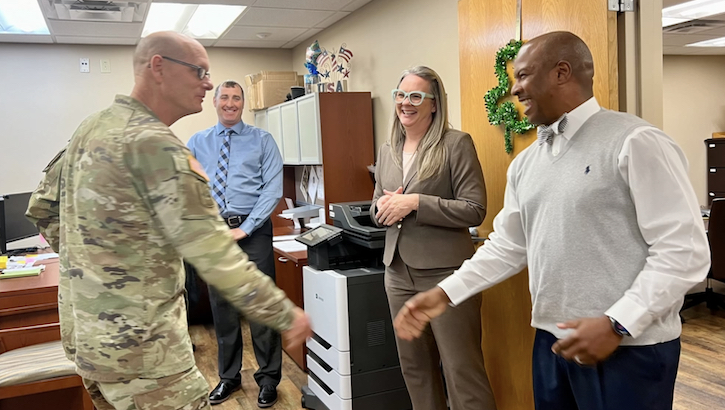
[257,384,278,408]
[209,380,241,405]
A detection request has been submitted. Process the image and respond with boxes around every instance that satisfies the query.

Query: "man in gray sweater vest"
[394,31,710,410]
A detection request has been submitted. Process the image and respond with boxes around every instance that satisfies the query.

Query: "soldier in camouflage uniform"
[25,31,311,410]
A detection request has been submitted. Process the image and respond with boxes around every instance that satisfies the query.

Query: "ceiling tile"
[291,28,323,43]
[0,34,53,44]
[253,0,353,11]
[314,11,350,28]
[197,38,216,47]
[152,0,256,5]
[55,36,138,45]
[341,0,373,12]
[234,8,334,28]
[282,40,302,49]
[223,26,308,41]
[47,20,143,38]
[214,39,289,48]
[664,33,717,46]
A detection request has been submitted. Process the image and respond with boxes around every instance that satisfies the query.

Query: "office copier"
[297,201,412,410]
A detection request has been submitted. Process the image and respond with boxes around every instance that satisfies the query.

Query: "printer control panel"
[296,224,343,248]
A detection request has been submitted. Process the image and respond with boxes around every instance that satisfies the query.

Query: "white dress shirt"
[438,97,710,339]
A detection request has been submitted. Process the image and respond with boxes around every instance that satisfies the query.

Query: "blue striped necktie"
[212,129,232,213]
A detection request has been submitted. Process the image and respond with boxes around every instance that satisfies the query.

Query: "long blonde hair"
[390,66,449,181]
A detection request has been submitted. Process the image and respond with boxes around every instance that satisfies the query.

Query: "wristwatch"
[607,316,631,337]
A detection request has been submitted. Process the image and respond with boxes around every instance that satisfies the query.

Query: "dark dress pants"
[533,329,681,410]
[208,217,282,387]
[385,253,498,410]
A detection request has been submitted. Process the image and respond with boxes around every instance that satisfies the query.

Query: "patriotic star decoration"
[336,64,345,73]
[322,70,331,79]
[343,69,350,78]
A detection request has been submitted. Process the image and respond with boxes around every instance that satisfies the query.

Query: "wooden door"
[458,1,618,409]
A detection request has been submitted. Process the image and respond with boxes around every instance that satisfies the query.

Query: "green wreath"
[484,40,535,154]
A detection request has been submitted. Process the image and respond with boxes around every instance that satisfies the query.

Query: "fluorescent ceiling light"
[142,3,245,39]
[686,36,725,46]
[0,0,50,34]
[662,0,725,27]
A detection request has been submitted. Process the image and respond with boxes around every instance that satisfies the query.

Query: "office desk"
[0,259,60,344]
[272,227,308,371]
[0,259,92,410]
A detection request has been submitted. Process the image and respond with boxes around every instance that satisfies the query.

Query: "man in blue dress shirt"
[187,80,284,408]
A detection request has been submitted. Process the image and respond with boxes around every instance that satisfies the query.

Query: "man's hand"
[376,187,418,226]
[282,307,312,349]
[230,228,248,241]
[394,287,451,341]
[551,316,623,365]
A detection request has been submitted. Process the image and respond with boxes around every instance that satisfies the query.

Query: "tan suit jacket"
[372,129,486,269]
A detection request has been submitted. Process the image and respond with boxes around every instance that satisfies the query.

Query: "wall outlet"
[80,58,90,73]
[100,59,111,73]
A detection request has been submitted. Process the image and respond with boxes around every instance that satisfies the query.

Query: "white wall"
[2,0,460,194]
[0,43,291,196]
[291,0,460,151]
[663,55,725,207]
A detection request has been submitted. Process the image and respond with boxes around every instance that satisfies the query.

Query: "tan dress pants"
[385,253,497,410]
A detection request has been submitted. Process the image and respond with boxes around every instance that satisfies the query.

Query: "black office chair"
[682,198,725,312]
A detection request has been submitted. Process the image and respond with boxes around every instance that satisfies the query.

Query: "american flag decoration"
[338,45,354,62]
[310,42,354,92]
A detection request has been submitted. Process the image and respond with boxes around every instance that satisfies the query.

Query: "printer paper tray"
[307,336,351,375]
[308,375,352,410]
[308,353,352,399]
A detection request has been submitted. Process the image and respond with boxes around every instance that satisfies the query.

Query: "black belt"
[224,215,248,228]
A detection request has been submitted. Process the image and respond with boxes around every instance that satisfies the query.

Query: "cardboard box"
[245,71,299,111]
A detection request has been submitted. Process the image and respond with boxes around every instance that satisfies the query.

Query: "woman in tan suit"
[372,66,497,410]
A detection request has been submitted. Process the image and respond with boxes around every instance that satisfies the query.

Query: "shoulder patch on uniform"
[188,155,209,181]
[43,148,66,172]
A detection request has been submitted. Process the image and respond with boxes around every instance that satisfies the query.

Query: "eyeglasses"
[162,56,210,80]
[392,89,434,106]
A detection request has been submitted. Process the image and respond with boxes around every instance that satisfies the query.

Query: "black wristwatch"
[607,316,631,337]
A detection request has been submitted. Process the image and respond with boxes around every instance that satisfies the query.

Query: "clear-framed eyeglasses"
[162,56,210,80]
[391,89,435,106]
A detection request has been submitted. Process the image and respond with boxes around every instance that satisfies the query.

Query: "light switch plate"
[80,58,90,73]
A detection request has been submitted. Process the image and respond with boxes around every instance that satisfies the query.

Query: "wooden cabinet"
[706,139,725,204]
[255,92,372,168]
[272,227,308,371]
[0,260,93,410]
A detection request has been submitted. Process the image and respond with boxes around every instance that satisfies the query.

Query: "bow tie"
[537,114,569,146]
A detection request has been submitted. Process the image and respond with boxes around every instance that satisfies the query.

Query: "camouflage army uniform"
[26,95,295,409]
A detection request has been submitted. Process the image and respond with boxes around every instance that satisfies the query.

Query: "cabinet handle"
[278,257,289,263]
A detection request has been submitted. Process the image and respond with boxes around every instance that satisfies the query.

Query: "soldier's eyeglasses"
[162,56,210,80]
[392,89,435,106]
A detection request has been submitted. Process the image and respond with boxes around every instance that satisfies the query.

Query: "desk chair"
[0,323,93,410]
[682,198,725,312]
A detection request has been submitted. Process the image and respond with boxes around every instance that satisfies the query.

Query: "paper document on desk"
[273,234,299,242]
[0,265,45,279]
[274,240,307,253]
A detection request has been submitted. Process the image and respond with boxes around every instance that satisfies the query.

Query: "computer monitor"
[0,192,39,255]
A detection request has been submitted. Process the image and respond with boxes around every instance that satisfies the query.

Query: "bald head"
[129,31,213,126]
[133,31,197,76]
[525,31,595,93]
